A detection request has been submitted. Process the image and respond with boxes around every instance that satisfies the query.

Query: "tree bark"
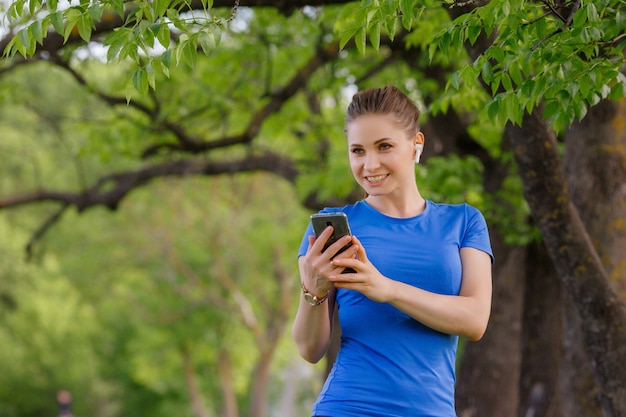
[508,108,626,416]
[558,97,626,417]
[518,240,564,417]
[564,98,626,291]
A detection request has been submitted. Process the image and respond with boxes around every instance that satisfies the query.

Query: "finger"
[332,240,359,261]
[309,226,333,254]
[352,236,368,262]
[327,234,354,259]
[305,235,316,254]
[331,248,359,271]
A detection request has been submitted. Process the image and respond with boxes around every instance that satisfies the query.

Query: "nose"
[364,152,380,171]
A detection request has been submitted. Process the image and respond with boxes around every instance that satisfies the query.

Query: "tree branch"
[25,202,70,261]
[141,37,341,157]
[0,152,299,212]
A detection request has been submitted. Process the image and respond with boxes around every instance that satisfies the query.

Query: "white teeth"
[367,175,387,183]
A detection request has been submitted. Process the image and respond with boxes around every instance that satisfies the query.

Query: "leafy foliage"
[3,0,234,96]
[336,0,626,131]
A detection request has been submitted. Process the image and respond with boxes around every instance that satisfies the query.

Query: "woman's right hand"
[294,227,358,363]
[300,226,357,297]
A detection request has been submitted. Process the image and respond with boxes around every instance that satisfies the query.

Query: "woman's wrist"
[301,281,330,306]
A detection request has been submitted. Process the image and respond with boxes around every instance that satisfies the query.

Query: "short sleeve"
[462,205,495,264]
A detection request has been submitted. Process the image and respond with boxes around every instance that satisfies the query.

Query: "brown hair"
[344,85,420,138]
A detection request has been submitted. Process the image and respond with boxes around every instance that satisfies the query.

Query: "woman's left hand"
[328,236,394,303]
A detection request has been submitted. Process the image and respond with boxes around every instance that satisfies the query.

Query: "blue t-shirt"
[298,200,493,417]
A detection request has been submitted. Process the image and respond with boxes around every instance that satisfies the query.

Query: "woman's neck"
[365,190,426,218]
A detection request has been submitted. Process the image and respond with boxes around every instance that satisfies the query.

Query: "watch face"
[303,293,318,305]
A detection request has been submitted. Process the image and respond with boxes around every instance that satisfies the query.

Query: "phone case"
[310,212,352,254]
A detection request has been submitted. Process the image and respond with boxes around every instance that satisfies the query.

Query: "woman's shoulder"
[427,200,485,219]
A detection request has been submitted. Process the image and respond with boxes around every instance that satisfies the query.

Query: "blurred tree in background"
[0,1,625,416]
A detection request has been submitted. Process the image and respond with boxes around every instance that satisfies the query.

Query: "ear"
[414,131,425,147]
[414,132,425,164]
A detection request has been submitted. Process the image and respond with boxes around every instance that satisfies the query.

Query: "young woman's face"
[346,113,419,197]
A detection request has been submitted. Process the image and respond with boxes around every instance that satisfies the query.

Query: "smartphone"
[310,212,353,257]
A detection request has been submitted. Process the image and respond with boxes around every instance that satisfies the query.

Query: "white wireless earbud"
[415,143,423,164]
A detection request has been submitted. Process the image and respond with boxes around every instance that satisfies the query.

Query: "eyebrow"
[349,137,396,147]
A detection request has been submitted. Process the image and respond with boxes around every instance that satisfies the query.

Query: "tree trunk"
[508,108,626,416]
[558,97,626,416]
[564,98,626,291]
[181,345,213,417]
[217,348,239,417]
[518,240,564,417]
[455,229,525,417]
[249,350,272,417]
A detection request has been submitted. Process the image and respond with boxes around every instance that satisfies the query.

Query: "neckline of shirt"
[359,199,431,223]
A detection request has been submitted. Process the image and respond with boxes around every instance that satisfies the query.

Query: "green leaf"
[153,0,169,18]
[400,0,415,29]
[468,22,482,45]
[509,63,523,86]
[365,9,377,27]
[501,72,513,91]
[354,28,366,54]
[104,28,128,62]
[29,20,44,45]
[557,89,570,111]
[156,24,170,48]
[449,70,461,90]
[481,59,493,83]
[50,11,64,35]
[77,13,93,42]
[573,99,588,121]
[491,72,502,95]
[167,8,180,21]
[63,8,84,42]
[198,31,215,55]
[145,61,156,90]
[88,3,102,21]
[6,0,19,18]
[370,22,381,50]
[543,100,559,120]
[520,79,535,99]
[132,67,149,95]
[137,20,154,50]
[3,36,17,57]
[160,49,171,77]
[439,30,450,57]
[599,84,611,99]
[503,0,512,16]
[503,92,521,125]
[109,0,124,17]
[587,3,599,22]
[487,99,500,120]
[29,0,41,16]
[17,28,33,55]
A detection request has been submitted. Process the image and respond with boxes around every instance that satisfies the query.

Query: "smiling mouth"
[366,174,388,183]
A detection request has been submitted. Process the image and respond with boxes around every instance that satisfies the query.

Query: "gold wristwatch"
[301,282,330,306]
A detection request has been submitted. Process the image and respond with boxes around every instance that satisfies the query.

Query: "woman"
[292,85,494,417]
